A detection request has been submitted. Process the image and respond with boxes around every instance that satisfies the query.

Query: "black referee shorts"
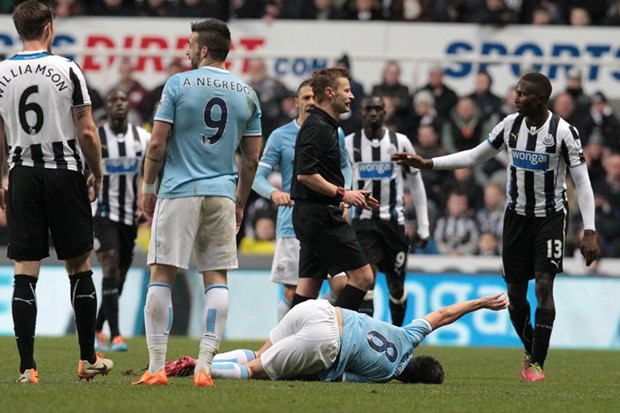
[352,219,409,276]
[502,207,567,283]
[7,166,94,261]
[293,202,368,279]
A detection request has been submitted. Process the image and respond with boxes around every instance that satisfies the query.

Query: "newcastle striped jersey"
[345,129,420,224]
[487,111,586,217]
[0,51,91,172]
[94,123,150,225]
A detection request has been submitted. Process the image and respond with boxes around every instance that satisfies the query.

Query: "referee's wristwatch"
[334,186,346,202]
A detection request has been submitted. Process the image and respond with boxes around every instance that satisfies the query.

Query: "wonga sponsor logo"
[510,149,549,171]
[357,162,394,179]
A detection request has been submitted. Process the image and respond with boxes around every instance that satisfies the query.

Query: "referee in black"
[291,68,379,311]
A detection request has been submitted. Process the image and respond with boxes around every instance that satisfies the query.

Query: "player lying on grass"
[208,294,508,383]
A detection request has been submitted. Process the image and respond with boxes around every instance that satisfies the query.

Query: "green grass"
[1,336,619,413]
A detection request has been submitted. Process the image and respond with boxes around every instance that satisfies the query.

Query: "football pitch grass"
[1,337,618,413]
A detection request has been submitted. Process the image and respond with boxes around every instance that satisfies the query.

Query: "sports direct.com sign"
[2,18,620,98]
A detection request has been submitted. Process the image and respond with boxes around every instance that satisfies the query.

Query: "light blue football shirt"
[318,309,432,383]
[253,122,351,239]
[154,66,261,199]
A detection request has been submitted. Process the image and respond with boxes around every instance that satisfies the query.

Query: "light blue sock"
[213,349,256,364]
[211,362,249,379]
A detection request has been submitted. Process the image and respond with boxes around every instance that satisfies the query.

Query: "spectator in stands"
[232,0,272,18]
[442,96,488,153]
[239,210,278,255]
[550,91,587,135]
[592,192,620,258]
[246,58,293,139]
[568,6,591,26]
[499,85,517,117]
[415,66,458,121]
[592,152,620,227]
[137,0,176,17]
[143,60,185,126]
[434,190,479,256]
[603,0,620,25]
[405,90,441,144]
[298,0,341,19]
[468,70,502,124]
[414,124,448,219]
[471,0,518,26]
[371,60,411,134]
[340,0,384,20]
[54,0,84,17]
[88,0,136,16]
[387,0,433,21]
[581,91,620,151]
[529,4,555,25]
[113,59,149,126]
[443,166,485,211]
[582,136,607,183]
[565,68,591,121]
[335,53,365,127]
[478,231,500,255]
[476,182,505,248]
[176,0,230,20]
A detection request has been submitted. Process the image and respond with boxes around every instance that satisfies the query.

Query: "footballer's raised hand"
[480,293,509,311]
[391,152,433,169]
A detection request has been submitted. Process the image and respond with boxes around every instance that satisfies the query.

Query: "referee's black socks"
[70,270,97,363]
[12,274,38,373]
[335,285,366,311]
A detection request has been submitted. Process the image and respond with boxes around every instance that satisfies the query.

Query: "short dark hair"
[310,68,349,103]
[190,19,231,62]
[296,79,312,96]
[396,356,444,384]
[13,0,54,41]
[520,72,552,101]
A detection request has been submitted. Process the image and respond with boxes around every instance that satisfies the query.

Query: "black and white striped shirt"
[487,111,585,217]
[0,51,90,172]
[345,129,420,225]
[94,123,150,226]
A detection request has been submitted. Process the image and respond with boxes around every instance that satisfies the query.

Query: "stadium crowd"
[2,1,620,27]
[1,1,619,262]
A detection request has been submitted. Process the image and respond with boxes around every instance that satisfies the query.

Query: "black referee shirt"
[291,107,344,204]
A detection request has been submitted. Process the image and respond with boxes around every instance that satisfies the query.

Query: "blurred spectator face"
[417,125,439,149]
[382,95,396,122]
[478,232,499,255]
[314,0,333,11]
[148,0,166,6]
[504,87,516,108]
[455,97,478,120]
[552,93,575,119]
[254,217,275,241]
[355,0,374,12]
[486,0,503,11]
[247,58,267,83]
[604,153,620,181]
[532,6,552,24]
[119,60,134,83]
[414,90,434,115]
[484,184,505,209]
[570,7,591,26]
[55,0,77,17]
[474,72,492,94]
[429,67,444,88]
[454,167,473,182]
[104,0,123,7]
[383,62,401,85]
[447,193,469,216]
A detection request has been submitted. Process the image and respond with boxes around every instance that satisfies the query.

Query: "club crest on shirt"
[541,134,555,147]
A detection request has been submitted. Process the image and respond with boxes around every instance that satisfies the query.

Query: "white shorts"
[261,300,341,380]
[269,237,346,286]
[147,196,238,271]
[270,237,300,286]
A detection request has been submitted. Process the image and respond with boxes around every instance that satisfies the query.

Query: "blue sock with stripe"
[211,362,249,379]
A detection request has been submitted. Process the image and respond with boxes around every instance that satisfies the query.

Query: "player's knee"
[535,277,554,300]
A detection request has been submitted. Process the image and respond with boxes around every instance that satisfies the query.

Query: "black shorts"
[293,202,368,278]
[94,217,137,264]
[502,208,567,283]
[7,166,93,261]
[352,219,408,276]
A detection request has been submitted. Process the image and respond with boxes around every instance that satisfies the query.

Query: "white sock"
[320,289,339,305]
[213,349,256,365]
[197,284,229,374]
[211,362,249,379]
[144,282,173,373]
[277,297,292,321]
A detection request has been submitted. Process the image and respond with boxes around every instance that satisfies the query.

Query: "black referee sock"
[532,308,556,368]
[70,271,97,363]
[12,274,38,373]
[101,278,121,338]
[509,303,534,355]
[291,293,313,309]
[335,285,367,311]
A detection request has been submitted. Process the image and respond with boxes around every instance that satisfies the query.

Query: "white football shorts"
[261,300,341,380]
[148,196,238,271]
